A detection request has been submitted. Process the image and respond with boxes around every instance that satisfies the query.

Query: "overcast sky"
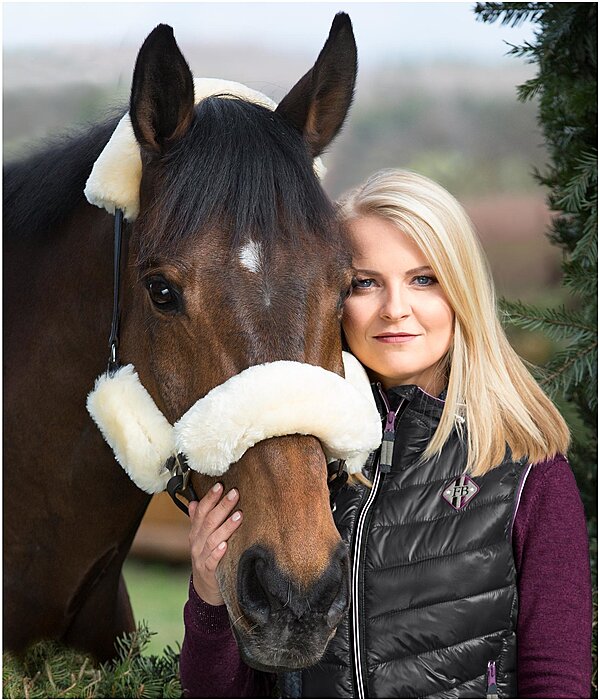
[3,2,536,67]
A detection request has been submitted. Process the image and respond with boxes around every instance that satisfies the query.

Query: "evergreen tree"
[475,3,597,690]
[474,1,597,522]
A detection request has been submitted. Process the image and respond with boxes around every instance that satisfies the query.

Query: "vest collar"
[371,383,449,472]
[376,383,446,421]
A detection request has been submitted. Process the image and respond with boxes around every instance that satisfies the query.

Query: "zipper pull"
[486,660,498,699]
[379,410,395,473]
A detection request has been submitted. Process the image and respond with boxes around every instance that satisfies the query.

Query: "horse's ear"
[276,13,357,158]
[130,24,195,154]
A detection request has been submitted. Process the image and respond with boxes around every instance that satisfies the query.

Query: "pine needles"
[2,622,181,699]
[476,3,597,693]
[474,1,597,505]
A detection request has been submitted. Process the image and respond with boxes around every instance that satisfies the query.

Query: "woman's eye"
[352,277,375,289]
[413,275,436,286]
[146,277,180,312]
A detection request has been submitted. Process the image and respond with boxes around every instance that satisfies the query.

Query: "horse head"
[113,18,361,670]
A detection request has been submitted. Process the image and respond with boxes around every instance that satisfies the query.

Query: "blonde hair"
[338,169,569,476]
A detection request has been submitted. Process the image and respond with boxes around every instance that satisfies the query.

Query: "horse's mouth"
[231,614,339,672]
[220,540,349,671]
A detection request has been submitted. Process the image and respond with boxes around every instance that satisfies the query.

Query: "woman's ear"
[275,13,357,158]
[129,24,195,155]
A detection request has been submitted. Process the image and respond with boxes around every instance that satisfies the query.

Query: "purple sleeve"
[179,578,275,698]
[513,455,592,698]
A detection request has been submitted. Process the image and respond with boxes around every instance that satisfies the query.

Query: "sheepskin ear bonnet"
[87,353,382,494]
[84,77,326,221]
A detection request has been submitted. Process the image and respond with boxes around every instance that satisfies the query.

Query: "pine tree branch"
[541,340,598,393]
[563,260,598,297]
[500,299,596,338]
[474,3,544,27]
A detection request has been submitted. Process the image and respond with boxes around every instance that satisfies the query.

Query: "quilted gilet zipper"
[486,660,499,698]
[350,386,405,698]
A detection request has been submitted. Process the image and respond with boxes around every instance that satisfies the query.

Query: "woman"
[179,170,592,698]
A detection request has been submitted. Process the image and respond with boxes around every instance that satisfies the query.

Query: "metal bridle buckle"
[166,454,198,517]
[327,459,348,511]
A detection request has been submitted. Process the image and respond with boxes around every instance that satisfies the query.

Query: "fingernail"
[212,483,222,493]
[218,541,226,550]
[232,511,242,522]
[227,489,238,501]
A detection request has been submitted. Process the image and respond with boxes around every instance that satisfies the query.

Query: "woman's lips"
[374,333,419,344]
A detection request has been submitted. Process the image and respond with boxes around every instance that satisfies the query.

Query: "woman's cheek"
[341,300,362,339]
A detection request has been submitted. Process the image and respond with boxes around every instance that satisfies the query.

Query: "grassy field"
[123,559,191,656]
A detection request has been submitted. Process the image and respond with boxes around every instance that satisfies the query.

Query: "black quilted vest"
[295,384,528,699]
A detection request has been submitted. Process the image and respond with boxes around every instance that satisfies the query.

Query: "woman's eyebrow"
[354,265,434,276]
[405,265,434,275]
[353,268,380,276]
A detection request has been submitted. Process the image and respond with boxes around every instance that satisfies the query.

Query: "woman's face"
[342,215,454,395]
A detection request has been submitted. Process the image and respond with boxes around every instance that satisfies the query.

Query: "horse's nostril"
[325,561,349,627]
[237,544,350,627]
[238,551,272,625]
[319,542,350,627]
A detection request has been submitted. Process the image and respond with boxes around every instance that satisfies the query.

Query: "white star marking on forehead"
[239,240,262,274]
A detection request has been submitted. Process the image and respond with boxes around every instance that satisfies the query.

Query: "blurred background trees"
[476,2,598,691]
[475,0,597,556]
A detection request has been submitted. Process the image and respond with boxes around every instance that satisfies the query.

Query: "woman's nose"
[380,286,411,321]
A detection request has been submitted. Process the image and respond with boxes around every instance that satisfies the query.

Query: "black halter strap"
[108,208,124,375]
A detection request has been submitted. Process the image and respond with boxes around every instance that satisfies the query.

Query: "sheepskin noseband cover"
[87,353,382,494]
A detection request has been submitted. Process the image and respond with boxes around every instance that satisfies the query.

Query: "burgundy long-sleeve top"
[179,455,592,698]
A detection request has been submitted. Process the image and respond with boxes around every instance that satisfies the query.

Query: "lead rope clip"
[166,454,198,517]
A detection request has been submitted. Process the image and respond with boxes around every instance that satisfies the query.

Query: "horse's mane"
[3,112,124,240]
[4,97,339,257]
[137,96,338,265]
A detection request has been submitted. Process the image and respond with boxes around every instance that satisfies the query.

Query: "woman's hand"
[188,483,243,606]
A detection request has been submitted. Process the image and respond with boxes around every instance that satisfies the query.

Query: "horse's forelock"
[134,96,341,269]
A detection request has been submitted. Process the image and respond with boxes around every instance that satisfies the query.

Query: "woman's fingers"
[189,485,238,544]
[192,482,224,522]
[189,487,243,606]
[189,487,241,562]
[204,510,243,552]
[204,489,239,533]
[189,483,223,542]
[204,540,228,573]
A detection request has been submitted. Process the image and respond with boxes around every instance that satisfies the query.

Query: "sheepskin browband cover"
[86,353,382,494]
[84,77,326,221]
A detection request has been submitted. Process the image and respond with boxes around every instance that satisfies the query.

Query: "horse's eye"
[146,277,181,313]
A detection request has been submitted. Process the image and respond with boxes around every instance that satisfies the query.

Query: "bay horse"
[4,15,361,670]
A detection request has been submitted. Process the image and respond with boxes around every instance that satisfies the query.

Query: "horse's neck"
[4,199,148,509]
[5,203,114,381]
[4,201,151,654]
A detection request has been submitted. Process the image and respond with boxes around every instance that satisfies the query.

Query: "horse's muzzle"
[233,542,350,670]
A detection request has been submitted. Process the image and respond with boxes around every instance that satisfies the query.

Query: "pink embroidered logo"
[442,474,480,510]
